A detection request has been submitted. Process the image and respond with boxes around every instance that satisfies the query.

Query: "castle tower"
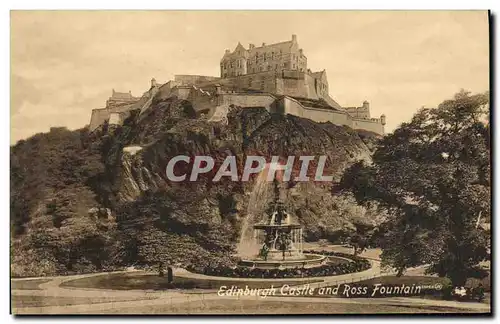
[151,77,157,88]
[362,100,370,118]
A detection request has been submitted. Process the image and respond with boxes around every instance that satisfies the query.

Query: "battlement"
[174,75,221,86]
[344,101,371,118]
[106,89,140,108]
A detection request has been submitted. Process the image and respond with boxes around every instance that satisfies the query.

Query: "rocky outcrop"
[110,97,379,238]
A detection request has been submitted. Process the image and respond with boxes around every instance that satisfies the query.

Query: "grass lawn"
[94,299,484,314]
[11,279,51,290]
[11,295,157,309]
[61,272,322,291]
[303,243,382,261]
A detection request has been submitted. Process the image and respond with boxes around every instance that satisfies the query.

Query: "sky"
[10,10,489,144]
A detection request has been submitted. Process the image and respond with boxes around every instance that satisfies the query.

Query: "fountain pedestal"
[238,187,327,269]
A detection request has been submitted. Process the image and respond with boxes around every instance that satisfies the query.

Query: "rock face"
[10,95,382,276]
[109,96,379,239]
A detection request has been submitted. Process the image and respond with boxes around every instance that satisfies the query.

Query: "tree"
[340,90,490,286]
[115,189,235,267]
[348,222,373,256]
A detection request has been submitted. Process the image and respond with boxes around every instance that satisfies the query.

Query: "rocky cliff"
[108,96,379,238]
[10,95,381,276]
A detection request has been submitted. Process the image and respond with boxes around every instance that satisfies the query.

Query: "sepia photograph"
[9,9,491,316]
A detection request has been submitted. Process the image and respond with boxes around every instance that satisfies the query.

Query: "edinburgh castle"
[89,35,386,135]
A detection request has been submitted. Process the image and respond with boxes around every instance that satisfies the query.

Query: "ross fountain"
[238,178,327,269]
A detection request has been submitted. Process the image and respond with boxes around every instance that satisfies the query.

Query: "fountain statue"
[239,178,326,269]
[253,179,303,261]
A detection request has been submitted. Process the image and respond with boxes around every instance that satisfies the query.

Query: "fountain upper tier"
[238,176,327,269]
[253,201,302,229]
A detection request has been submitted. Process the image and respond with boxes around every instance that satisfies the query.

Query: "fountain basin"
[239,253,327,269]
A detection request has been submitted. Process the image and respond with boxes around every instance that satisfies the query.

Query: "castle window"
[248,78,252,87]
[293,64,296,69]
[260,80,265,90]
[264,52,266,61]
[275,64,278,70]
[271,52,274,59]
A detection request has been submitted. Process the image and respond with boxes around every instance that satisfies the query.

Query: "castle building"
[89,80,159,132]
[106,89,139,108]
[344,101,371,119]
[89,36,387,135]
[220,35,307,78]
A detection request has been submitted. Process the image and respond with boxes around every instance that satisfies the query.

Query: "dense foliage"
[340,90,490,286]
[10,97,379,277]
[187,250,370,278]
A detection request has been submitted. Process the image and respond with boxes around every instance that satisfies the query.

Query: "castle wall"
[155,81,182,101]
[281,96,304,117]
[109,103,137,114]
[352,118,385,134]
[280,96,384,135]
[89,108,110,131]
[217,70,342,110]
[220,71,280,93]
[281,78,311,99]
[303,73,319,100]
[174,75,220,86]
[88,102,138,131]
[302,106,351,126]
[345,106,370,119]
[108,112,123,125]
[187,87,218,113]
[171,86,191,100]
[90,86,385,136]
[220,93,276,110]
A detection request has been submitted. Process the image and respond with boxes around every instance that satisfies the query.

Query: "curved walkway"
[11,257,490,314]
